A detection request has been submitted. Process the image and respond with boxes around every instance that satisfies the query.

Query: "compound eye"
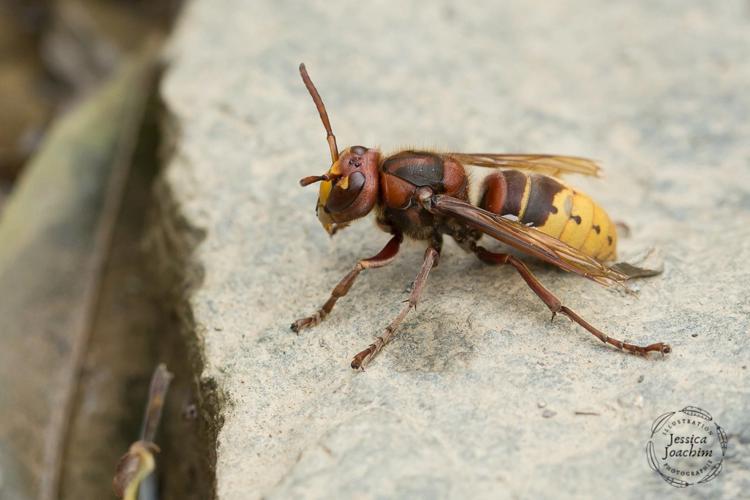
[350,145,367,155]
[325,172,366,213]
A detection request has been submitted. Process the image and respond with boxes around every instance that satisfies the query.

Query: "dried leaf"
[112,441,160,499]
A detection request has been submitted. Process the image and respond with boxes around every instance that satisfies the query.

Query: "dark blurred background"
[0,0,180,210]
[0,2,195,499]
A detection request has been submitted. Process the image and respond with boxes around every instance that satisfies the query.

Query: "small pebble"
[542,409,556,418]
[637,375,644,383]
[618,393,644,408]
[537,401,547,409]
[691,333,698,338]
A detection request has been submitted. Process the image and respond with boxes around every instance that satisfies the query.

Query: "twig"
[113,363,173,499]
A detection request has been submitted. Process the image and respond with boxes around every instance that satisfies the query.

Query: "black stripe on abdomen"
[500,170,528,217]
[521,174,565,227]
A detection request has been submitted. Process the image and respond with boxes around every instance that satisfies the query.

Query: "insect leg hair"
[351,245,440,369]
[474,246,671,356]
[291,233,403,332]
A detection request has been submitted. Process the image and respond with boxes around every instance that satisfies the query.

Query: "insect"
[292,63,671,369]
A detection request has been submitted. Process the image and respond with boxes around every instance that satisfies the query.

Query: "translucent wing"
[428,195,627,286]
[447,153,601,177]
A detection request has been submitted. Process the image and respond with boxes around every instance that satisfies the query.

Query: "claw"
[350,351,369,370]
[351,343,378,370]
[291,317,314,333]
[649,342,671,355]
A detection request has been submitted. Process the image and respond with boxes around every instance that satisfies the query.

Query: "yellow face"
[316,160,340,234]
[315,162,339,235]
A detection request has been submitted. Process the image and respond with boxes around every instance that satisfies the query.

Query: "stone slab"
[160,1,750,498]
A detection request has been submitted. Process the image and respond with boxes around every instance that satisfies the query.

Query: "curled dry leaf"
[112,440,160,499]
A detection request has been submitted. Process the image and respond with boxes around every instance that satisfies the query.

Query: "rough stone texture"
[160,1,750,498]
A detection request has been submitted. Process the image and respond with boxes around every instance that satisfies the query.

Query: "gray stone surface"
[160,1,750,498]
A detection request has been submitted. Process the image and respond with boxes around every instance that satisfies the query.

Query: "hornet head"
[298,64,380,235]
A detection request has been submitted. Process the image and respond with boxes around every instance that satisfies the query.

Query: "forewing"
[447,153,601,177]
[429,195,627,286]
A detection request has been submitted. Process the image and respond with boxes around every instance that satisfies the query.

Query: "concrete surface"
[159,1,750,498]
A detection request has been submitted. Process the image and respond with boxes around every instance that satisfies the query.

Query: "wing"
[446,153,601,178]
[428,195,627,286]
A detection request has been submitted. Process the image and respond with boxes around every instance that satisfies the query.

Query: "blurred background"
[0,2,195,500]
[0,0,180,209]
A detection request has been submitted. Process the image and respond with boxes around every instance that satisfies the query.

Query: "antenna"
[299,173,340,187]
[299,63,339,163]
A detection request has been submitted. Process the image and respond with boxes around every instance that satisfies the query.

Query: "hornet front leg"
[351,244,440,370]
[291,233,403,332]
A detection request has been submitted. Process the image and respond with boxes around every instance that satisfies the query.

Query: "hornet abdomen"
[479,171,617,261]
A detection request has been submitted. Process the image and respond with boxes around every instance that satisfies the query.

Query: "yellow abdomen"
[536,187,617,261]
[479,171,618,261]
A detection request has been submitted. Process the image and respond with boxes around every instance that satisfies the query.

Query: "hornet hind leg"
[474,245,671,356]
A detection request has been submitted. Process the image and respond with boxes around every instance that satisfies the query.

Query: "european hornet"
[292,63,671,369]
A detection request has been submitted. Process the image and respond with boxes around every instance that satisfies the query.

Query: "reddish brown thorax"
[315,146,381,234]
[380,151,468,209]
